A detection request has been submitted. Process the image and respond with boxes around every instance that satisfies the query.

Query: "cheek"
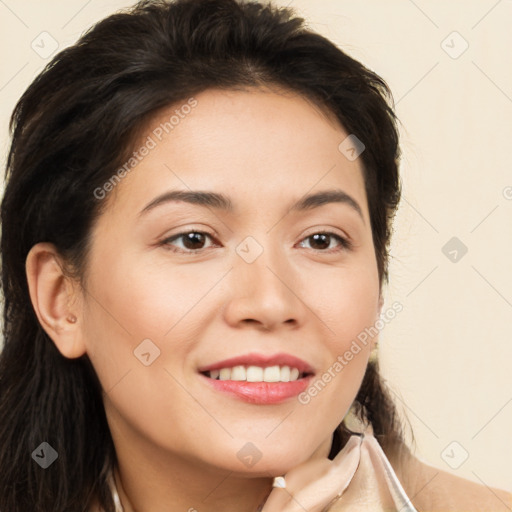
[81,248,228,389]
[307,256,380,350]
[84,248,218,339]
[80,253,207,446]
[330,266,379,375]
[298,255,379,414]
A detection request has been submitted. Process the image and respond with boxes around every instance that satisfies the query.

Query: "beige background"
[1,0,511,492]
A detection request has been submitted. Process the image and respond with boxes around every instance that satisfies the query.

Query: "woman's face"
[79,87,381,476]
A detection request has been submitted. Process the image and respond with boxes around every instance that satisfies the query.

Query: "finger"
[261,435,362,512]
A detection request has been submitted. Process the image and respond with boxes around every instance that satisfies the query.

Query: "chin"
[230,461,302,479]
[219,445,315,477]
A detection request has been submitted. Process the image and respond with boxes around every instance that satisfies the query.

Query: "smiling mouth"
[200,365,313,383]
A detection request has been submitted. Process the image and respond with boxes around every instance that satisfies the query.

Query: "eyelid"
[160,227,353,254]
[300,223,353,245]
[300,225,352,243]
[160,229,219,253]
[296,231,353,252]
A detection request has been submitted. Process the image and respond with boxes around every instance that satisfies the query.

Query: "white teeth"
[207,365,305,382]
[230,365,246,381]
[219,368,231,381]
[246,366,263,382]
[263,365,281,382]
[280,366,291,382]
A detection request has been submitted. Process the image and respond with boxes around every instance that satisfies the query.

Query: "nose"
[222,245,307,332]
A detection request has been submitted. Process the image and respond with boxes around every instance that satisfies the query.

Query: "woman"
[0,0,510,510]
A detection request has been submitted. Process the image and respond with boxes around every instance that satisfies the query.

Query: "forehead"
[103,87,369,222]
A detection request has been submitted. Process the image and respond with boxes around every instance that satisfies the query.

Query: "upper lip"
[197,352,315,375]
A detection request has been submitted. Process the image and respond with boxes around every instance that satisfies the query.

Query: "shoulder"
[395,448,512,511]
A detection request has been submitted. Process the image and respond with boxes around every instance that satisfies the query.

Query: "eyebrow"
[139,188,364,222]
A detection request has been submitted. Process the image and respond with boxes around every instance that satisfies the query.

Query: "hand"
[260,435,362,512]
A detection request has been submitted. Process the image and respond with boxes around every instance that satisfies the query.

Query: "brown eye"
[163,231,217,253]
[299,232,352,252]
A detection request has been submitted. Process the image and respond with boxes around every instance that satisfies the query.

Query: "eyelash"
[160,230,353,254]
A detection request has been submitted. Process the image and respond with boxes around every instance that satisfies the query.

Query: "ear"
[25,242,86,359]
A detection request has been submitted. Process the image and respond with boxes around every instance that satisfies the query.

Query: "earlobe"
[25,242,86,359]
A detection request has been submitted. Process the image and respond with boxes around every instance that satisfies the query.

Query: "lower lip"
[199,373,313,404]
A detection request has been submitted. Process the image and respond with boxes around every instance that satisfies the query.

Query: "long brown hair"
[1,1,405,510]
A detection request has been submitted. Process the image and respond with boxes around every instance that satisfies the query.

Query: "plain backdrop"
[1,0,511,492]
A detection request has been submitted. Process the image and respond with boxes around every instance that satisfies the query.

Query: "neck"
[113,461,274,512]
